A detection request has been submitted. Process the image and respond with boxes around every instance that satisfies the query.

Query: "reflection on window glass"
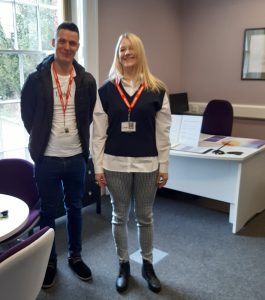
[0,54,25,157]
[16,3,38,50]
[39,0,57,4]
[40,6,58,50]
[0,102,22,130]
[0,2,15,49]
[0,53,19,101]
[22,53,46,79]
[0,101,28,158]
[16,0,37,4]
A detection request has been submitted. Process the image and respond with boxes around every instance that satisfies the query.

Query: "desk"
[0,194,29,242]
[166,142,265,233]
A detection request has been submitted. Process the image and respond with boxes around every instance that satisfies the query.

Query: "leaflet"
[170,114,203,148]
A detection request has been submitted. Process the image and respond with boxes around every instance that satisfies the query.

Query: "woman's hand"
[95,173,107,188]
[157,172,168,189]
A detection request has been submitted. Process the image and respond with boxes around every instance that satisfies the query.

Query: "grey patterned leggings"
[104,169,158,263]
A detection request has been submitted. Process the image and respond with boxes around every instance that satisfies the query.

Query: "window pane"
[39,6,58,50]
[0,0,62,160]
[16,0,37,4]
[0,53,19,101]
[22,52,46,79]
[0,101,28,158]
[39,0,58,5]
[0,2,15,49]
[16,3,38,50]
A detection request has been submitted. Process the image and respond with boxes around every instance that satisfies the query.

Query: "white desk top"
[170,134,265,161]
[0,194,29,243]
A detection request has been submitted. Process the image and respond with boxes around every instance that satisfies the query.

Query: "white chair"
[0,227,54,300]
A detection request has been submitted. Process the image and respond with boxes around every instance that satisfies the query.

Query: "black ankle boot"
[116,261,130,293]
[142,259,161,293]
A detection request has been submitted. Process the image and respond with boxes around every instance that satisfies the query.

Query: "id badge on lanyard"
[121,111,136,133]
[115,79,144,134]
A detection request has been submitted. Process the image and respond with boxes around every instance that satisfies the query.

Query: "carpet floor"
[37,190,265,300]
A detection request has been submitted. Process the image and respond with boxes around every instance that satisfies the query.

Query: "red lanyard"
[115,78,145,112]
[52,62,74,115]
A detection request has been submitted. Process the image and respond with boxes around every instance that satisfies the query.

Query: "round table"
[0,194,29,243]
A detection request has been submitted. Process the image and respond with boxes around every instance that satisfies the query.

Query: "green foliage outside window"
[0,0,59,101]
[0,0,60,157]
[0,53,19,100]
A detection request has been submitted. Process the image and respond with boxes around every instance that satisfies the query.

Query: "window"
[0,0,62,159]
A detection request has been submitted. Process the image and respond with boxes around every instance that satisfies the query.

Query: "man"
[21,22,97,288]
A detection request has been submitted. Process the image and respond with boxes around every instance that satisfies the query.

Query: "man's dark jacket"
[21,54,97,162]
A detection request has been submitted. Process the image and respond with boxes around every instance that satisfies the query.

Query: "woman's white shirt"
[92,78,171,174]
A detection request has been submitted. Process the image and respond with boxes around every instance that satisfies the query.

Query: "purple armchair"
[0,158,40,242]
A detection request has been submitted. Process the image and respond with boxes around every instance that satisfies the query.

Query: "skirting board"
[189,102,265,120]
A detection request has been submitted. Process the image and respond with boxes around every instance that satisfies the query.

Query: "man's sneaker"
[42,260,57,289]
[68,256,92,281]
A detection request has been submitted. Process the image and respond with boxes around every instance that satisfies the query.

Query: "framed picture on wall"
[241,28,265,80]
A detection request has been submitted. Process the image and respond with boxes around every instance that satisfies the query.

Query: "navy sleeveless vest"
[98,81,165,157]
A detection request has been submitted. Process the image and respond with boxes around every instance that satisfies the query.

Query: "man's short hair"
[55,22,79,39]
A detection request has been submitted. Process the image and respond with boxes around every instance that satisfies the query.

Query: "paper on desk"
[203,135,265,149]
[171,144,209,153]
[170,115,203,148]
[170,115,182,147]
[179,115,203,146]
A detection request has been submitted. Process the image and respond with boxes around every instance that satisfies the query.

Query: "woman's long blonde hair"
[108,33,167,92]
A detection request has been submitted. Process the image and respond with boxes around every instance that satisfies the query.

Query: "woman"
[92,33,171,293]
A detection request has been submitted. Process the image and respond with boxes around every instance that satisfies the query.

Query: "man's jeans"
[35,154,86,261]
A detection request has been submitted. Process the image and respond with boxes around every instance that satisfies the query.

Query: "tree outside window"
[0,0,62,159]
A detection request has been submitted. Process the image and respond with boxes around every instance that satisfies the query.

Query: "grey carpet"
[37,190,265,300]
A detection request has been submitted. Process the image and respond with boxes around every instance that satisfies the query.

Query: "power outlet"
[189,104,199,113]
[189,103,206,114]
[197,105,206,114]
